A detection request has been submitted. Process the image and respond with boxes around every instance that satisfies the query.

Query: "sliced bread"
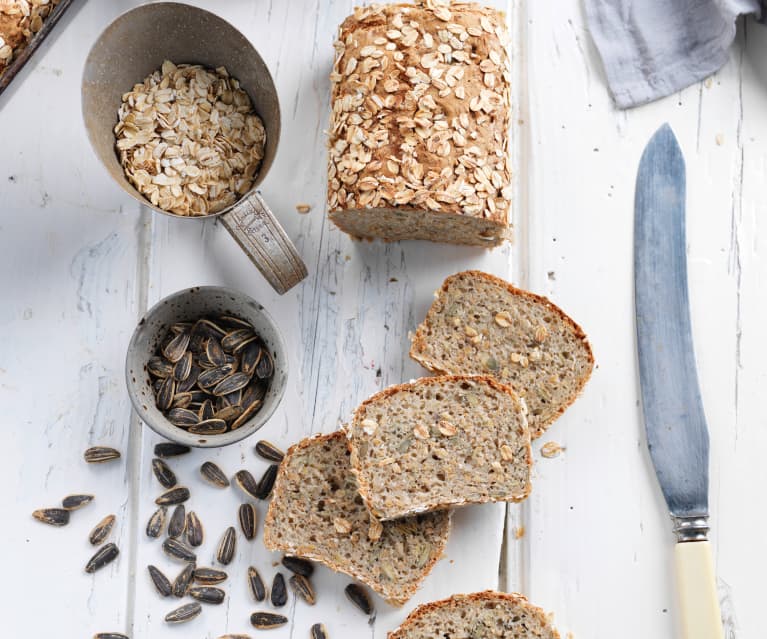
[410,270,594,438]
[262,431,451,606]
[346,375,531,521]
[388,590,560,639]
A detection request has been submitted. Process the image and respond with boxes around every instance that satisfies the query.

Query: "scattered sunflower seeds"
[200,461,229,488]
[250,612,288,630]
[234,469,259,499]
[89,514,116,545]
[154,442,191,458]
[151,458,177,488]
[216,526,236,565]
[194,567,228,585]
[62,494,94,510]
[255,464,278,499]
[188,585,225,604]
[345,583,373,616]
[311,623,328,639]
[282,556,314,578]
[146,507,167,538]
[271,572,287,607]
[254,440,284,463]
[163,537,196,563]
[247,565,266,601]
[172,562,196,598]
[167,505,186,538]
[148,564,172,597]
[165,602,201,624]
[85,543,119,573]
[155,486,190,506]
[84,447,121,464]
[186,511,204,547]
[289,574,316,605]
[238,503,257,540]
[32,508,70,526]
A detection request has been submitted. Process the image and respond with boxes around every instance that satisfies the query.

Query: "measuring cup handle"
[220,191,308,295]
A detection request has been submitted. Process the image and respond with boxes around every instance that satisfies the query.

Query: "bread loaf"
[346,375,531,521]
[410,270,594,438]
[388,590,560,639]
[262,431,451,605]
[327,1,512,246]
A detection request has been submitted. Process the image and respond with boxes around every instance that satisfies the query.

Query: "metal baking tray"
[0,0,75,99]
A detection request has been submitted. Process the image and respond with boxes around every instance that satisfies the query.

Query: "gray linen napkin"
[585,0,764,108]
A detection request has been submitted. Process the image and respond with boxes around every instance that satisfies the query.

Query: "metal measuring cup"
[81,2,307,294]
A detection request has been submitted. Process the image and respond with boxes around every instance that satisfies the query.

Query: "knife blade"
[634,123,722,639]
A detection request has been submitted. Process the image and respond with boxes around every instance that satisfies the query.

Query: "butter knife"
[634,124,723,639]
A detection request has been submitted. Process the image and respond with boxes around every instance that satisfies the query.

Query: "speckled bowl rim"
[125,286,288,448]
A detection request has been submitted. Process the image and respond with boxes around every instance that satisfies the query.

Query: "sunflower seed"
[154,442,191,458]
[216,526,236,565]
[271,572,287,607]
[186,511,204,547]
[172,561,195,598]
[213,404,243,423]
[256,464,278,499]
[220,315,254,330]
[238,503,257,540]
[173,351,193,381]
[89,514,116,545]
[196,318,227,339]
[311,623,328,639]
[61,494,94,510]
[230,399,262,430]
[240,341,262,376]
[85,543,119,573]
[177,364,200,393]
[222,328,255,352]
[222,389,242,407]
[163,538,196,562]
[84,447,121,464]
[151,458,177,489]
[242,381,267,409]
[234,470,259,499]
[146,507,167,538]
[199,399,215,421]
[93,634,129,639]
[254,440,284,463]
[345,583,373,616]
[148,355,173,378]
[201,461,229,488]
[206,338,227,366]
[250,612,288,630]
[189,419,227,435]
[155,486,190,506]
[148,564,172,597]
[281,556,314,578]
[194,567,227,585]
[247,566,266,601]
[168,505,186,538]
[213,372,251,397]
[167,407,199,427]
[171,391,194,409]
[197,364,236,389]
[163,332,191,363]
[171,322,193,335]
[289,574,316,605]
[32,508,70,526]
[255,350,274,380]
[156,377,176,411]
[188,585,225,604]
[165,602,201,624]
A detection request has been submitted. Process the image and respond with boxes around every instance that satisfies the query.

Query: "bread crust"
[263,431,451,606]
[409,270,594,438]
[346,374,533,520]
[387,590,561,638]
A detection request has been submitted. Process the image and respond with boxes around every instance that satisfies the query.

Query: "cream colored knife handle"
[675,541,723,639]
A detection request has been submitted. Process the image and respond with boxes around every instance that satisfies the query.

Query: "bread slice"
[388,591,560,639]
[410,270,594,438]
[346,375,531,521]
[262,431,451,606]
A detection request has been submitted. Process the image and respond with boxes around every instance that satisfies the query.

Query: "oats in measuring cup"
[114,60,266,216]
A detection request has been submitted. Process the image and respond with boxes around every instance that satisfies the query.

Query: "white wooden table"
[2,1,765,637]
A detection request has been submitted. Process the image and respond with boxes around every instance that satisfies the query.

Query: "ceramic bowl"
[126,286,287,447]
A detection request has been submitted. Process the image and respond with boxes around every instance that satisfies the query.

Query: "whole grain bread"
[262,431,451,606]
[388,590,560,639]
[346,375,531,521]
[327,1,512,246]
[410,270,594,438]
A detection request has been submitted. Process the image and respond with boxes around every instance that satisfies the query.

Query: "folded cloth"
[585,0,764,108]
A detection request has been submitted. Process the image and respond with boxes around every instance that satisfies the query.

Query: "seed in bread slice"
[262,431,450,606]
[388,590,560,639]
[410,270,594,439]
[346,375,531,521]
